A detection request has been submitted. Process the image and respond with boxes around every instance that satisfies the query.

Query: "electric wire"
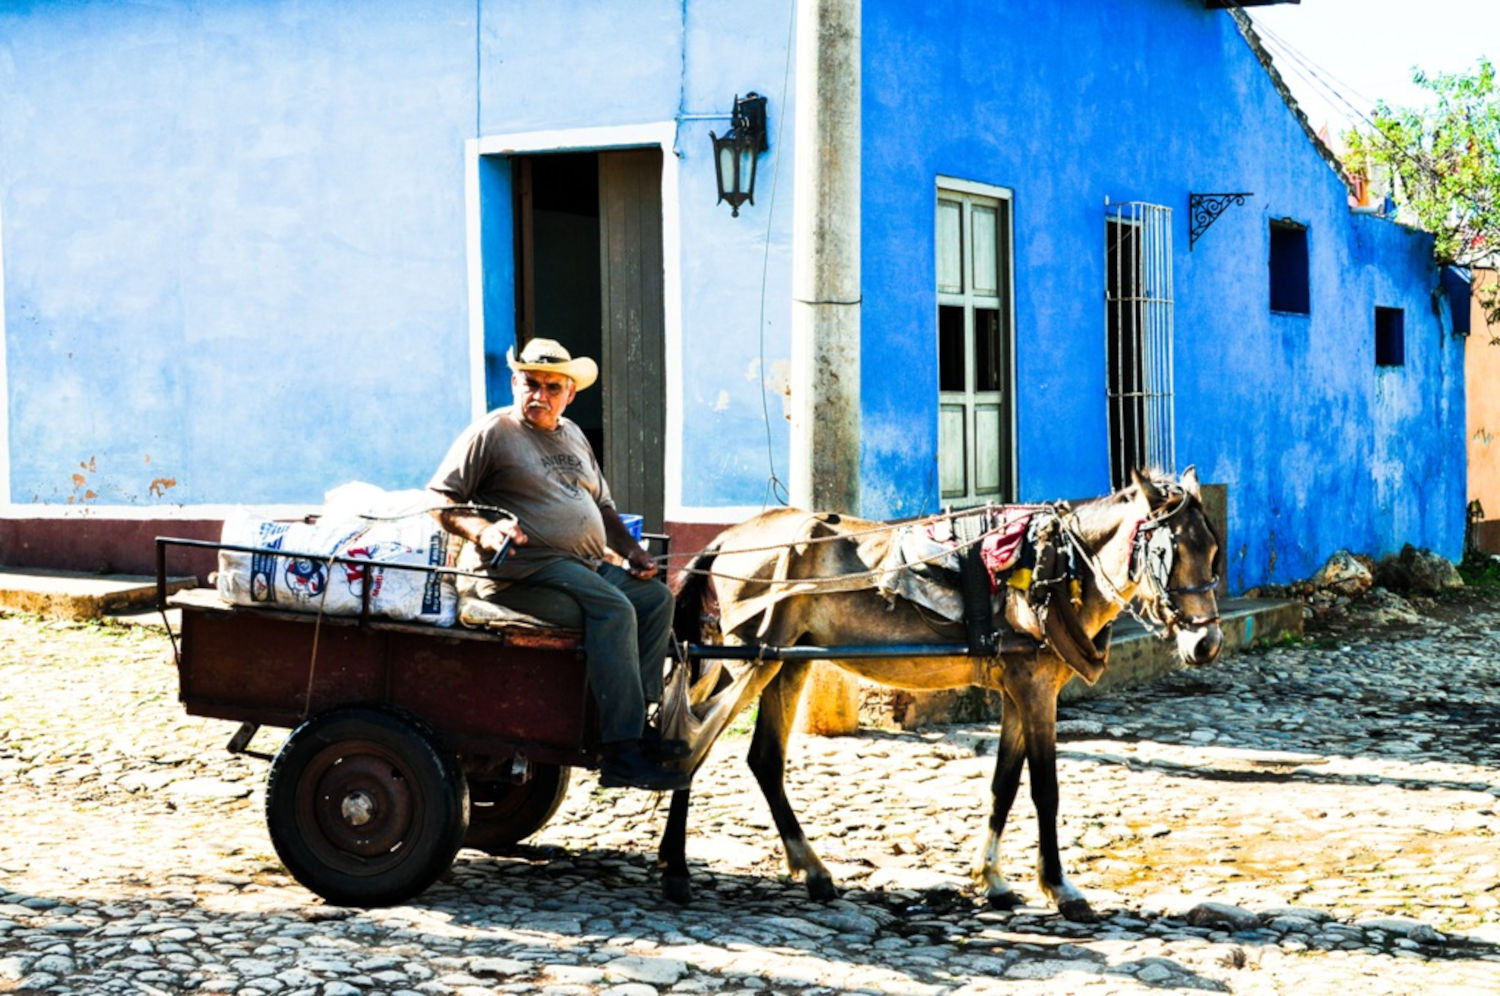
[1253,6,1493,244]
[1244,10,1384,134]
[1236,2,1473,196]
[755,0,798,510]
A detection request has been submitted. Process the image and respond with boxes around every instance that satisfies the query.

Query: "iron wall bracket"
[1189,192,1253,250]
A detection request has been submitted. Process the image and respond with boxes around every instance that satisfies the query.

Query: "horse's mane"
[1066,469,1178,539]
[671,547,719,643]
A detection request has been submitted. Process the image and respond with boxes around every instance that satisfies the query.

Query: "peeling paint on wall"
[66,457,98,504]
[766,360,792,421]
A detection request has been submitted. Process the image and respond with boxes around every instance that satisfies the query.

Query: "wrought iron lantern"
[711,93,768,217]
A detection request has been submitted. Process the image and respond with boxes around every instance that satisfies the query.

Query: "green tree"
[1343,58,1500,338]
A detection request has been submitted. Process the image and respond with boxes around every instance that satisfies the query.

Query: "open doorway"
[508,149,666,531]
[514,153,605,455]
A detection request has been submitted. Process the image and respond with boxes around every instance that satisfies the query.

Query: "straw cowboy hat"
[506,337,598,391]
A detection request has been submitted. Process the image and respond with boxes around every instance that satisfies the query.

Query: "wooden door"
[597,148,666,532]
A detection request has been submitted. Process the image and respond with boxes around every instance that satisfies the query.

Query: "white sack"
[322,481,437,522]
[216,510,457,626]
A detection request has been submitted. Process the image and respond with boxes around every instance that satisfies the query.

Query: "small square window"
[1375,307,1404,366]
[1269,221,1310,314]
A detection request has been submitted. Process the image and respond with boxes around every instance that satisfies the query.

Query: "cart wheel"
[265,706,469,907]
[463,764,571,854]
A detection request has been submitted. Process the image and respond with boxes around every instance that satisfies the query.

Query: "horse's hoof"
[662,874,692,905]
[1057,898,1099,923]
[806,875,836,902]
[986,889,1025,911]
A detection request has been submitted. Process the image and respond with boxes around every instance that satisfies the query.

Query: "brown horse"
[659,468,1222,921]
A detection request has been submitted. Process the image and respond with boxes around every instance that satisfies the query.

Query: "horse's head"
[1130,467,1223,666]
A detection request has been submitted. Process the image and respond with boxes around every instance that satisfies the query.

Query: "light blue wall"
[672,0,800,509]
[0,0,798,508]
[0,0,478,503]
[473,0,798,508]
[860,0,1465,587]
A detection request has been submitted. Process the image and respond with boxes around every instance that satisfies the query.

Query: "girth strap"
[954,511,998,657]
[1028,513,1112,685]
[1042,599,1112,686]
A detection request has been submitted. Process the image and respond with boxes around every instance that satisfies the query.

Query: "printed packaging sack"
[216,512,457,626]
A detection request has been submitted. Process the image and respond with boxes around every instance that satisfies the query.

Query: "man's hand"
[599,505,659,580]
[432,498,526,568]
[624,547,659,580]
[477,517,527,556]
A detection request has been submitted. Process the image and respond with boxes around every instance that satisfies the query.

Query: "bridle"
[1128,492,1222,634]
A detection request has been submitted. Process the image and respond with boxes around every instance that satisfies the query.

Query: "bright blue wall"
[861,0,1465,587]
[477,154,514,412]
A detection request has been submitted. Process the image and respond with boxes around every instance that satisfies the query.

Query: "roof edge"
[1227,8,1353,193]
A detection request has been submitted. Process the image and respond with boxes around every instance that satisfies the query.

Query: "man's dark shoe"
[642,725,692,762]
[598,740,691,792]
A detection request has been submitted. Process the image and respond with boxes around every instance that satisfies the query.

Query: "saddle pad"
[458,595,578,634]
[876,526,966,620]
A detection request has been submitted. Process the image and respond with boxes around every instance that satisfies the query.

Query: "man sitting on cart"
[428,337,689,793]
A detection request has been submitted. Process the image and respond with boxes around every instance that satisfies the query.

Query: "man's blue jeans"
[482,559,674,744]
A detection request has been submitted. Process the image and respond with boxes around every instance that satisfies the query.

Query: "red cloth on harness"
[923,510,1034,592]
[981,517,1031,580]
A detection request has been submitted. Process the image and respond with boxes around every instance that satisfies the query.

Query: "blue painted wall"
[1,0,479,504]
[0,0,796,508]
[0,0,1466,589]
[672,1,799,510]
[860,0,1465,586]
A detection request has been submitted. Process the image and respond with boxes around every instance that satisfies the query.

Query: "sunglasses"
[521,376,570,397]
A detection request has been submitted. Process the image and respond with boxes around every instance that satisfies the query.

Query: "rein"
[678,481,1220,677]
[672,503,1055,588]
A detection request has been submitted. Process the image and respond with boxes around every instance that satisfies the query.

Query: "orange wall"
[1469,269,1500,532]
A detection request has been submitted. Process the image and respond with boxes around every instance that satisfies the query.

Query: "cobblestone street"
[2,594,1498,995]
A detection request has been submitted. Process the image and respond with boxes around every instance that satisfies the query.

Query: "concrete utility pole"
[790,0,862,735]
[789,0,860,514]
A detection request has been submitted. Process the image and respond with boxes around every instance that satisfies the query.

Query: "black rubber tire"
[265,706,469,907]
[463,764,570,854]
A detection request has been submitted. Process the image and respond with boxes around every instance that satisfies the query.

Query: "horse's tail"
[671,545,719,644]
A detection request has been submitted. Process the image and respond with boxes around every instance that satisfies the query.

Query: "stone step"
[0,567,197,622]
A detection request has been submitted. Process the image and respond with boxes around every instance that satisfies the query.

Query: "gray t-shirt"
[427,406,614,579]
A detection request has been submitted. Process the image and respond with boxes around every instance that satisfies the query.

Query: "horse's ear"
[1131,467,1166,508]
[1180,465,1201,500]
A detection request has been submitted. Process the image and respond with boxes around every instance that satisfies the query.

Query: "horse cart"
[157,472,1222,918]
[155,531,1027,909]
[157,535,601,908]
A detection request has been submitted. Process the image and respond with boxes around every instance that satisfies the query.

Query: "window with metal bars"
[1106,202,1175,489]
